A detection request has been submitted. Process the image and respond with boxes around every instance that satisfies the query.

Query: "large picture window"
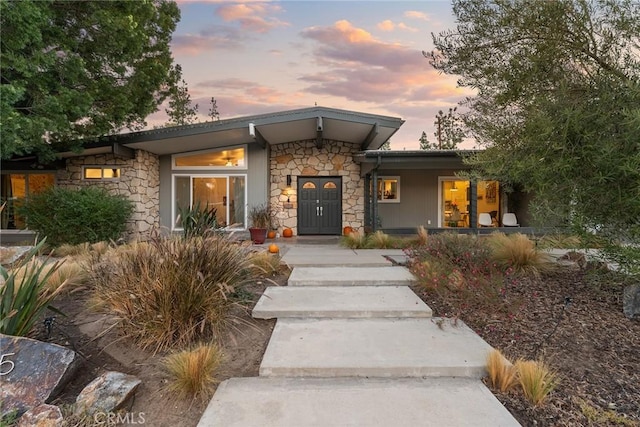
[173,175,246,230]
[173,146,247,169]
[377,176,400,203]
[1,173,55,229]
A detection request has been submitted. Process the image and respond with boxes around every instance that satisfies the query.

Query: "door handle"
[320,206,323,216]
[316,206,320,216]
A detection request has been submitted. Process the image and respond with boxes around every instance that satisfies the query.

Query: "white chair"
[478,213,493,227]
[502,213,520,227]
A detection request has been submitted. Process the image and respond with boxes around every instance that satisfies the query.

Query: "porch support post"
[469,179,478,228]
[364,174,371,230]
[371,169,378,232]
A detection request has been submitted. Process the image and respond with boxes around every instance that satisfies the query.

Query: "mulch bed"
[412,264,640,426]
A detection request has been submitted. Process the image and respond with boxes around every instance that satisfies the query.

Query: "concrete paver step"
[197,377,521,427]
[252,286,432,319]
[260,318,493,378]
[282,247,406,267]
[288,266,414,286]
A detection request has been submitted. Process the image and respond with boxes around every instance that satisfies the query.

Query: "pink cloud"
[171,26,245,56]
[216,3,289,33]
[377,20,395,32]
[404,11,430,21]
[301,20,424,72]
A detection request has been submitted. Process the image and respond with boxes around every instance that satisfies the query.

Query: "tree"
[379,140,391,150]
[208,97,220,121]
[419,108,465,150]
[419,131,430,150]
[433,107,465,149]
[165,68,198,126]
[429,0,640,273]
[0,0,181,161]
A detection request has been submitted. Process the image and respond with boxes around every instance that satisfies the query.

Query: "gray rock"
[623,284,640,319]
[74,371,141,416]
[16,404,63,427]
[0,334,78,417]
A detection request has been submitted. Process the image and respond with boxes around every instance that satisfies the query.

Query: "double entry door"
[297,177,342,235]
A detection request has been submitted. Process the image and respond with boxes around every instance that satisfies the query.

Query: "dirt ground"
[38,275,282,427]
[412,262,640,426]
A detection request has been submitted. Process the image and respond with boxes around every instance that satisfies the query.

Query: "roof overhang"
[354,150,480,176]
[57,107,404,158]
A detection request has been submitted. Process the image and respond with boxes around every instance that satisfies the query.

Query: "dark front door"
[298,177,342,235]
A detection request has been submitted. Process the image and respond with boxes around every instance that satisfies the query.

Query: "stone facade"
[270,140,363,235]
[56,150,160,241]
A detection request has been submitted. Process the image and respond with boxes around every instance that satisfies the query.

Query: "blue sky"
[148,1,474,149]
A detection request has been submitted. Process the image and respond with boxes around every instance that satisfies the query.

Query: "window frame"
[82,166,122,180]
[171,173,248,232]
[376,176,401,203]
[171,145,248,170]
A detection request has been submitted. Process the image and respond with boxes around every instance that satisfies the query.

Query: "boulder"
[16,404,63,427]
[74,371,141,416]
[623,284,640,319]
[0,334,78,417]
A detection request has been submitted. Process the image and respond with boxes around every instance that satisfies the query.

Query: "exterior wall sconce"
[286,174,292,187]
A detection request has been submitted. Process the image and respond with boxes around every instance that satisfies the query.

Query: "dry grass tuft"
[486,349,518,392]
[9,258,88,293]
[163,343,224,400]
[488,233,555,277]
[416,225,428,246]
[515,359,558,406]
[89,234,255,353]
[367,230,394,249]
[248,251,282,277]
[341,230,367,249]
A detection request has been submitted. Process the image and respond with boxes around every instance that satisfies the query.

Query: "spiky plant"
[515,359,558,406]
[340,230,367,249]
[486,349,518,392]
[162,343,224,400]
[488,233,555,277]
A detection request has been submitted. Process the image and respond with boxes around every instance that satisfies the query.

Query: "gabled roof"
[57,107,405,158]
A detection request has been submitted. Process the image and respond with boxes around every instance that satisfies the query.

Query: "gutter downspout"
[371,154,382,232]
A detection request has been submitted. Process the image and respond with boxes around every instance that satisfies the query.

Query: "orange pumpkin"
[268,244,279,253]
[267,230,277,239]
[343,226,353,235]
[282,228,293,238]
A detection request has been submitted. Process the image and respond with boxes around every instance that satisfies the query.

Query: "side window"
[377,176,400,203]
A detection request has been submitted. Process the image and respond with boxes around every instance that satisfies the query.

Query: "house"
[1,107,531,243]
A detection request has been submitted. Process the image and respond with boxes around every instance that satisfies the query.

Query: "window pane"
[175,176,191,228]
[229,177,245,228]
[28,174,55,194]
[302,182,316,189]
[323,182,337,189]
[175,147,245,167]
[84,168,102,179]
[193,177,228,226]
[102,168,120,178]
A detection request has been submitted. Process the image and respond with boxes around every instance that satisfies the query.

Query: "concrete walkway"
[198,244,520,427]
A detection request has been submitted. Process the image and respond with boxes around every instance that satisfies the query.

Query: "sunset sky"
[149,1,475,149]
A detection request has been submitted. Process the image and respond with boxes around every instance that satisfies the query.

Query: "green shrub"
[0,239,67,336]
[17,187,133,246]
[407,233,517,317]
[89,234,255,353]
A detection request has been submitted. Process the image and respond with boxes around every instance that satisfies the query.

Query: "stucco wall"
[270,140,363,235]
[56,150,160,241]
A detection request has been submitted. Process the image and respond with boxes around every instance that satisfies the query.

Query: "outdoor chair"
[478,213,493,227]
[502,213,520,227]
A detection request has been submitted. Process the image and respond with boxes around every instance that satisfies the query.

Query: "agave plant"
[0,239,67,336]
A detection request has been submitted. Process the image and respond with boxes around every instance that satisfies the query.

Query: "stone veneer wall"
[270,140,363,235]
[56,150,160,241]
